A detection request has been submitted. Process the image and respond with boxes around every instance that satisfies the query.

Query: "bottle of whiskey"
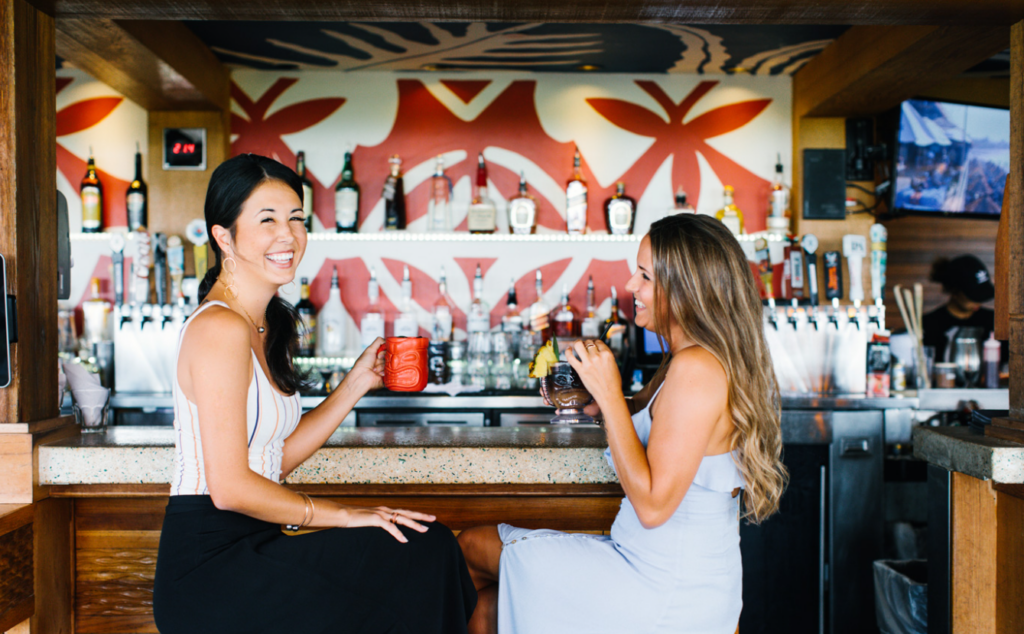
[317,266,347,357]
[82,277,111,344]
[604,182,636,235]
[502,278,523,333]
[603,286,625,354]
[431,267,455,342]
[295,277,316,357]
[126,142,147,232]
[383,155,406,231]
[715,185,745,236]
[393,265,419,338]
[551,284,578,338]
[672,187,696,215]
[528,269,551,344]
[565,147,588,235]
[360,267,386,346]
[767,154,791,233]
[296,151,314,232]
[81,148,103,233]
[427,155,452,232]
[580,276,600,338]
[467,153,497,234]
[335,151,360,233]
[508,172,537,235]
[467,263,491,334]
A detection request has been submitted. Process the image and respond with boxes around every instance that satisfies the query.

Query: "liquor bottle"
[81,149,103,233]
[427,155,452,232]
[467,153,497,234]
[82,277,111,344]
[565,146,588,235]
[296,151,314,232]
[603,286,625,354]
[767,154,791,233]
[126,142,147,232]
[715,185,745,236]
[551,283,578,338]
[467,263,491,334]
[528,269,551,344]
[431,267,455,342]
[295,278,316,356]
[335,151,360,233]
[508,172,537,235]
[393,265,419,337]
[317,266,347,357]
[168,236,185,303]
[153,233,168,306]
[361,267,386,346]
[672,187,696,215]
[383,155,406,231]
[580,276,600,338]
[604,182,636,235]
[502,278,523,333]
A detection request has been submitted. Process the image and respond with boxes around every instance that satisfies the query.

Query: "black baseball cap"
[948,255,994,303]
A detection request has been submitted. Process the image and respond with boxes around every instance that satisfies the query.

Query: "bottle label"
[771,189,789,218]
[509,199,536,234]
[303,183,314,220]
[565,181,587,234]
[581,317,600,338]
[298,314,316,353]
[433,308,453,342]
[468,313,490,333]
[608,200,633,234]
[720,215,741,236]
[467,203,496,232]
[394,314,419,338]
[360,313,385,346]
[318,317,346,357]
[382,180,396,201]
[127,192,146,230]
[335,188,359,229]
[82,188,102,230]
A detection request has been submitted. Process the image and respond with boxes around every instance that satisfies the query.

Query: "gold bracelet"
[286,493,311,531]
[306,495,316,528]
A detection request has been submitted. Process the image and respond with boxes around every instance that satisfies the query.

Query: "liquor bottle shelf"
[71,232,642,243]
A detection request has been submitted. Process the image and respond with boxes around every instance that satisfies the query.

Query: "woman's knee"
[458,526,501,575]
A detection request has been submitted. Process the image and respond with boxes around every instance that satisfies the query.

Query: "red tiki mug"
[384,337,429,392]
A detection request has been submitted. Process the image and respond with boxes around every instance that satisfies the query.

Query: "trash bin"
[873,559,927,634]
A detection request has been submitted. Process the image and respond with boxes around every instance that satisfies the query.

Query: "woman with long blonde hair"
[458,213,787,633]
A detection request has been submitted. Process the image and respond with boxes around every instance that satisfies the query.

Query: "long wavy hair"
[197,154,308,396]
[648,214,787,524]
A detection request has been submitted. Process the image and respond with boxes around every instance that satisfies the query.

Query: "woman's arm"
[185,317,427,541]
[279,339,385,476]
[568,341,726,529]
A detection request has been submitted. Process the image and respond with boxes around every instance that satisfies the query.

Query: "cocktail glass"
[539,361,595,425]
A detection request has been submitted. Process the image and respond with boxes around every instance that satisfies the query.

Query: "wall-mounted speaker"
[802,149,846,220]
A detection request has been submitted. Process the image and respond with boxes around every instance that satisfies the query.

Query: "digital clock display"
[163,128,207,170]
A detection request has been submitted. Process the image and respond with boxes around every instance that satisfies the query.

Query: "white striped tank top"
[171,300,302,496]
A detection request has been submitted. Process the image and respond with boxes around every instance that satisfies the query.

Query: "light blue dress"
[497,384,745,634]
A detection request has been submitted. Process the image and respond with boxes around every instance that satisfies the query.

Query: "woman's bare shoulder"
[181,304,251,358]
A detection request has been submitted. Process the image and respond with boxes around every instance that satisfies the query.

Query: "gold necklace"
[236,302,266,334]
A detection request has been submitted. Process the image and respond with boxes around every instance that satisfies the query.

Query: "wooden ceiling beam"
[24,0,1024,25]
[794,25,1011,118]
[55,19,228,111]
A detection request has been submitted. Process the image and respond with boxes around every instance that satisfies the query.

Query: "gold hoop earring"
[281,280,296,294]
[221,257,239,299]
[223,257,237,274]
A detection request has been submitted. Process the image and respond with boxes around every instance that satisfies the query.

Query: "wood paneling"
[1009,21,1024,421]
[0,525,33,632]
[0,506,32,539]
[146,109,230,239]
[919,77,1011,109]
[0,0,57,426]
[55,19,228,111]
[32,498,73,634]
[20,0,1024,24]
[794,26,1009,118]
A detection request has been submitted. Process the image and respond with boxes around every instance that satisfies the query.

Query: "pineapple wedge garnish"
[528,337,561,378]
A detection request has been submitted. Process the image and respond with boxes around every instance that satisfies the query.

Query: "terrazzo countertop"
[913,426,1024,483]
[38,426,618,486]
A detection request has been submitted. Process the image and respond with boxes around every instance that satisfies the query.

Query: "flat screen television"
[891,99,1009,218]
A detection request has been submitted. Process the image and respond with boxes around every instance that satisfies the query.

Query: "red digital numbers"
[171,143,196,155]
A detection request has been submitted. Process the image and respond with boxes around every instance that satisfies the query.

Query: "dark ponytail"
[201,153,310,395]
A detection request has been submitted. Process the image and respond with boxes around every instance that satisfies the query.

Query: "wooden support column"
[1009,21,1024,422]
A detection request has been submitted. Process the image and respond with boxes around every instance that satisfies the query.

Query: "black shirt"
[921,305,994,362]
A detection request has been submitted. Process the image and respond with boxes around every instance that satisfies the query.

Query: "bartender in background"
[921,255,995,361]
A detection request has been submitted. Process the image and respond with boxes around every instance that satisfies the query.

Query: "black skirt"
[153,496,477,634]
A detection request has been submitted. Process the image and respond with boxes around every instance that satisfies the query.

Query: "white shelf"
[71,232,641,244]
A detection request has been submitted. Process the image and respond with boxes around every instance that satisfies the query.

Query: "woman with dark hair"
[921,254,997,361]
[153,154,476,634]
[458,214,787,634]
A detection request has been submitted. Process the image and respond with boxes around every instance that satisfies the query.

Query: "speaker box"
[57,190,71,300]
[802,149,847,220]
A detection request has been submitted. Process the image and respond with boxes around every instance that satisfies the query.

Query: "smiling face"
[213,179,307,291]
[625,235,657,332]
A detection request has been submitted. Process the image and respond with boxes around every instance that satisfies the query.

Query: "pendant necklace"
[237,303,266,334]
